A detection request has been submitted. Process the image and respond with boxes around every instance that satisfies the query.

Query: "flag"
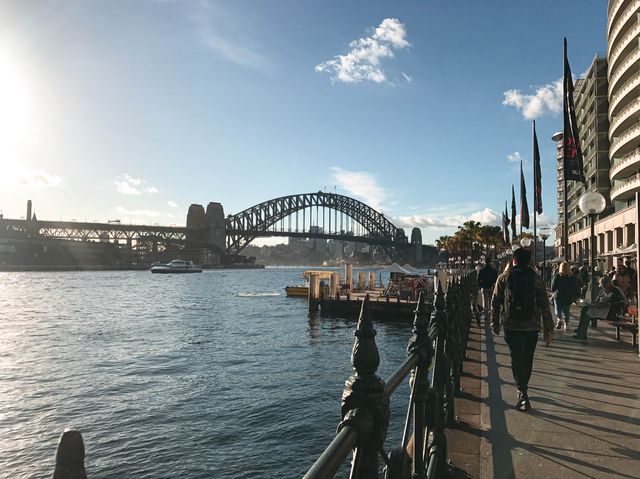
[511,185,517,240]
[533,120,543,214]
[502,201,511,245]
[520,161,530,229]
[563,38,586,183]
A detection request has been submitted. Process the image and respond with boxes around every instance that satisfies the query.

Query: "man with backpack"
[478,258,498,318]
[491,247,554,411]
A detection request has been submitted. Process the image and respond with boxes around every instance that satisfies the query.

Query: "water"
[0,268,414,478]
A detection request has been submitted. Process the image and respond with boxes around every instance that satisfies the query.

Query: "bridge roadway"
[447,314,640,478]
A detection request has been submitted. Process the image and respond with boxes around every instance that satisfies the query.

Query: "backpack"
[504,267,536,322]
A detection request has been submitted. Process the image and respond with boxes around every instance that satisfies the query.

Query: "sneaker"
[555,321,562,329]
[516,390,531,411]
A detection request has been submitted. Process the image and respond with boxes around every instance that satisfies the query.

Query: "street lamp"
[520,237,532,248]
[578,191,606,302]
[539,226,551,285]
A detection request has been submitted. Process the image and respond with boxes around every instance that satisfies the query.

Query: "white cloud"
[508,152,523,163]
[115,174,159,195]
[18,169,63,188]
[315,18,410,84]
[330,167,387,210]
[394,208,501,230]
[167,200,178,208]
[188,1,267,70]
[502,79,562,120]
[115,206,162,217]
[469,208,501,225]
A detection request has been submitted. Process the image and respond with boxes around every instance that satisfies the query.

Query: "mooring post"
[339,296,389,478]
[52,429,87,479]
[309,272,319,312]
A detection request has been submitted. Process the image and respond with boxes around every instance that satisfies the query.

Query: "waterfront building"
[563,0,640,266]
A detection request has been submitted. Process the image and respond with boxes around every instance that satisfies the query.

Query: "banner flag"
[503,201,511,245]
[520,161,530,229]
[563,38,586,183]
[533,120,543,214]
[511,184,517,240]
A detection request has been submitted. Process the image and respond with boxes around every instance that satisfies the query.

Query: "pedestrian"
[478,258,498,317]
[578,262,590,298]
[491,247,554,412]
[625,259,637,300]
[551,262,580,330]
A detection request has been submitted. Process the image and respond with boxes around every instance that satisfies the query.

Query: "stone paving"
[447,314,640,479]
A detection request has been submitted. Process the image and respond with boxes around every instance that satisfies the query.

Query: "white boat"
[150,259,202,274]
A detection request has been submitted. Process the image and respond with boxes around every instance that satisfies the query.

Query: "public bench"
[607,316,638,346]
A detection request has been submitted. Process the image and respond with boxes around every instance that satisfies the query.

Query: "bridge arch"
[225,192,408,256]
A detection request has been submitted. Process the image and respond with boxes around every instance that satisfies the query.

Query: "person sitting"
[594,276,627,321]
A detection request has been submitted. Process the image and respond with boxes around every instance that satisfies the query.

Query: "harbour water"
[0,268,414,478]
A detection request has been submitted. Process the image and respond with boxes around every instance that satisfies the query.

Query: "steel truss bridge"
[225,192,408,257]
[0,192,412,259]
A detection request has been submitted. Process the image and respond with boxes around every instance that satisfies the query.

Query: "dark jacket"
[491,265,554,333]
[552,274,580,304]
[478,265,498,289]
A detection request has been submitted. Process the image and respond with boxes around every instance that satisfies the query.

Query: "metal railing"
[304,272,475,479]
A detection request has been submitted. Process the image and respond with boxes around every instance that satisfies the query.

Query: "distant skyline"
[0,1,607,244]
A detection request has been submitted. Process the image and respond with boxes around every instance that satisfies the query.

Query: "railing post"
[407,292,433,478]
[340,296,389,478]
[52,429,87,479]
[426,282,449,478]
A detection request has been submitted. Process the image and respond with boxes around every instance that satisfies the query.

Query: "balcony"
[609,70,640,116]
[610,122,640,159]
[610,147,640,180]
[608,20,640,73]
[609,47,640,95]
[608,0,640,46]
[610,171,640,201]
[609,97,640,138]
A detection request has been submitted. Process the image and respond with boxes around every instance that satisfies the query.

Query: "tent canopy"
[402,264,420,274]
[379,263,413,274]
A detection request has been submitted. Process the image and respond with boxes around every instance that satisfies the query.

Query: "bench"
[607,316,638,346]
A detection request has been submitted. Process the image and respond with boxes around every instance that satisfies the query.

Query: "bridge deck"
[448,311,640,479]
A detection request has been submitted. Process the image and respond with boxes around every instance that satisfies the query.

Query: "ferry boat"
[150,259,202,274]
[285,270,333,297]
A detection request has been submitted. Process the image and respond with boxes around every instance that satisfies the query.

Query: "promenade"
[447,315,640,479]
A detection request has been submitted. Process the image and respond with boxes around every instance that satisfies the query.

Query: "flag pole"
[533,121,537,265]
[563,38,569,261]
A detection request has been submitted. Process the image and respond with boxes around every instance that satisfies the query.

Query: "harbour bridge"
[0,193,424,263]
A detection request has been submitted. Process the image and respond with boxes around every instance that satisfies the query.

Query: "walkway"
[446,314,640,479]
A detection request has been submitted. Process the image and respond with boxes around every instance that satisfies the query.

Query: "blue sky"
[0,0,606,244]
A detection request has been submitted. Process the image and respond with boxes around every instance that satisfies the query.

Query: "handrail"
[304,426,359,479]
[303,272,476,478]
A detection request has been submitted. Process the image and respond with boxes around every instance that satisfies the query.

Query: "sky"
[0,0,607,245]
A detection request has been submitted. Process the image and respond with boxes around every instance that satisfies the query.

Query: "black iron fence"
[47,272,476,478]
[304,272,476,479]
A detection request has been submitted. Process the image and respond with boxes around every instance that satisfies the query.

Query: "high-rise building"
[563,55,612,260]
[607,0,640,205]
[562,0,640,263]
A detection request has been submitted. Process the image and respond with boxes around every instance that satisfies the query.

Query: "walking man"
[478,258,498,318]
[491,248,554,411]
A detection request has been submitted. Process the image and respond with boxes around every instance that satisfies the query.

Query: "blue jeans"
[555,301,571,324]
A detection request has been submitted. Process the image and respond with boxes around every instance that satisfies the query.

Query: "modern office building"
[563,0,640,263]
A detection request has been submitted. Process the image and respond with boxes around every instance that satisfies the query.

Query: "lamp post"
[578,191,606,303]
[539,226,551,286]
